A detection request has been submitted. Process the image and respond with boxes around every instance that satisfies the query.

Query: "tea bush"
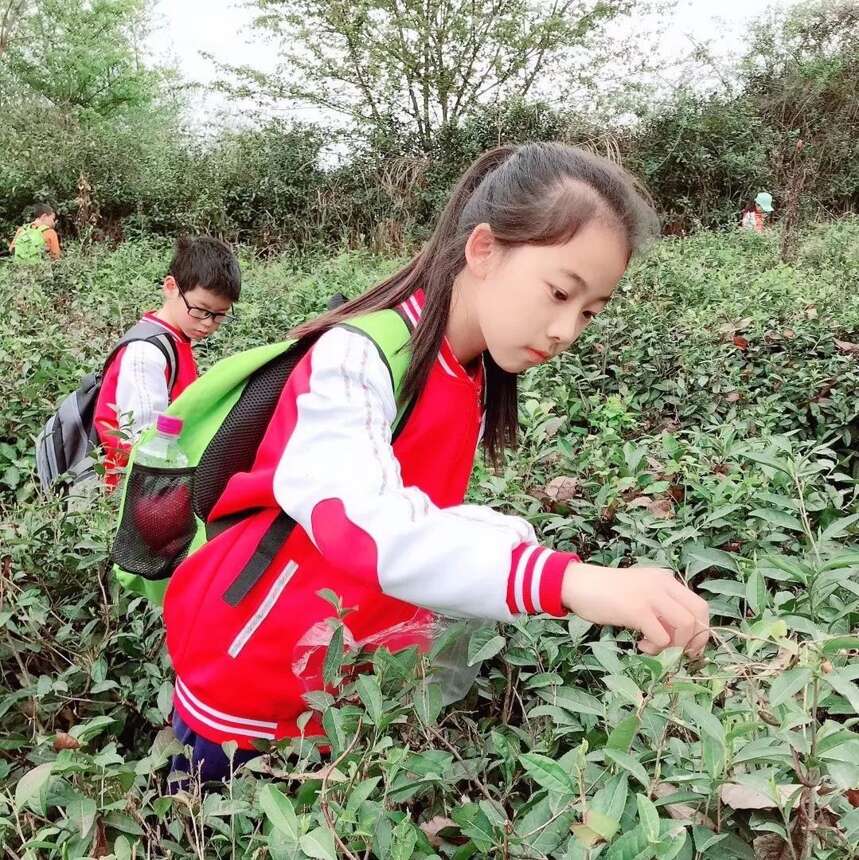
[1,222,858,858]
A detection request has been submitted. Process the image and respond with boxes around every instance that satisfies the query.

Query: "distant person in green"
[9,204,62,263]
[741,192,774,233]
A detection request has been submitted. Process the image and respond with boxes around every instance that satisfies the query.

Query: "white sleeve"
[114,341,170,439]
[272,327,576,622]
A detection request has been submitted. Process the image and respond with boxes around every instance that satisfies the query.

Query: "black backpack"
[35,320,179,491]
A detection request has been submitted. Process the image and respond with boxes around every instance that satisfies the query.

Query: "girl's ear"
[464,223,497,280]
[163,275,179,299]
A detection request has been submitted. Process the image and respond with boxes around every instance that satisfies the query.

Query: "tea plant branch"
[3,787,28,860]
[502,661,517,724]
[801,675,821,860]
[173,783,207,860]
[423,723,496,803]
[319,726,363,860]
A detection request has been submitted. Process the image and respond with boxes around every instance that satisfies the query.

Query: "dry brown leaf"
[285,764,348,783]
[628,496,674,519]
[653,782,716,829]
[805,306,818,319]
[725,391,741,403]
[420,816,465,848]
[733,335,750,350]
[628,496,651,508]
[835,339,859,355]
[544,476,578,503]
[53,731,80,752]
[649,499,675,519]
[92,820,109,857]
[719,317,753,334]
[753,833,793,860]
[543,417,565,437]
[720,782,803,810]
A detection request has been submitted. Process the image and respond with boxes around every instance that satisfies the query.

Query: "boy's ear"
[163,275,179,298]
[464,223,496,280]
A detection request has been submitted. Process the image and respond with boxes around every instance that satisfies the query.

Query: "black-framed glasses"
[178,290,235,324]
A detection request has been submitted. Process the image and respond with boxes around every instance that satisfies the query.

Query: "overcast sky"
[147,0,796,127]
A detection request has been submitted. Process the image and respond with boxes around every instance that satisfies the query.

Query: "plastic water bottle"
[135,415,188,468]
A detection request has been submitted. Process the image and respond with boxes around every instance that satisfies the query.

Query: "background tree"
[225,0,636,152]
[0,0,183,237]
[742,0,858,259]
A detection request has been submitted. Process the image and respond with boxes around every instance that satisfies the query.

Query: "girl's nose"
[547,313,582,349]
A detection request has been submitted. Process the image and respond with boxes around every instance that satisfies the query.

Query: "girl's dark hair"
[169,236,242,302]
[32,203,55,219]
[293,142,659,463]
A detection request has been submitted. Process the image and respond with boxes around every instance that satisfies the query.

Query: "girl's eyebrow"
[560,268,613,303]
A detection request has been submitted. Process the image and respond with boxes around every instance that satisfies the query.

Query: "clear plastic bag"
[291,613,494,705]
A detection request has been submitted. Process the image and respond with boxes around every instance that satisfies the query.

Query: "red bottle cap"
[155,414,183,437]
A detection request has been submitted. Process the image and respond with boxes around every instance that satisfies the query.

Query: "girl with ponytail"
[163,142,710,783]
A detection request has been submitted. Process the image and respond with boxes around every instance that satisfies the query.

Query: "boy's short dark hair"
[32,203,55,219]
[169,236,241,303]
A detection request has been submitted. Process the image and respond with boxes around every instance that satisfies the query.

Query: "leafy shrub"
[1,224,858,858]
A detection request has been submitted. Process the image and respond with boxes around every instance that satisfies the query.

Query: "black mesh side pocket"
[112,464,196,581]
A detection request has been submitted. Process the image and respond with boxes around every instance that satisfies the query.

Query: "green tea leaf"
[685,546,740,576]
[260,784,300,841]
[300,826,337,860]
[636,793,661,843]
[519,752,575,796]
[768,667,812,707]
[355,674,384,725]
[323,623,345,686]
[15,762,53,809]
[824,671,859,714]
[606,714,641,752]
[605,749,650,788]
[467,628,505,666]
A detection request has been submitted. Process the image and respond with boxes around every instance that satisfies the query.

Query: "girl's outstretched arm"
[273,326,710,654]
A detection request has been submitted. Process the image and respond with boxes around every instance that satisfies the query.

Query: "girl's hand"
[561,562,710,657]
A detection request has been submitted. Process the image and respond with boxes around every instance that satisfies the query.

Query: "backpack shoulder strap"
[218,310,415,608]
[103,320,180,389]
[337,308,414,431]
[145,332,180,391]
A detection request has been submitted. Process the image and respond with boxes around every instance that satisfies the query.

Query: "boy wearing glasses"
[94,236,241,486]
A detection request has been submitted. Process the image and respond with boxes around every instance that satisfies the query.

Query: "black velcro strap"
[393,305,415,333]
[222,511,296,607]
[206,509,260,542]
[392,396,417,443]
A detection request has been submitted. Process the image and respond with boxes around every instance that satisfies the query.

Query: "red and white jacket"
[94,313,198,484]
[164,292,579,747]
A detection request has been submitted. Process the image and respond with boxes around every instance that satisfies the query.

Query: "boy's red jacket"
[164,292,578,747]
[94,313,197,482]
